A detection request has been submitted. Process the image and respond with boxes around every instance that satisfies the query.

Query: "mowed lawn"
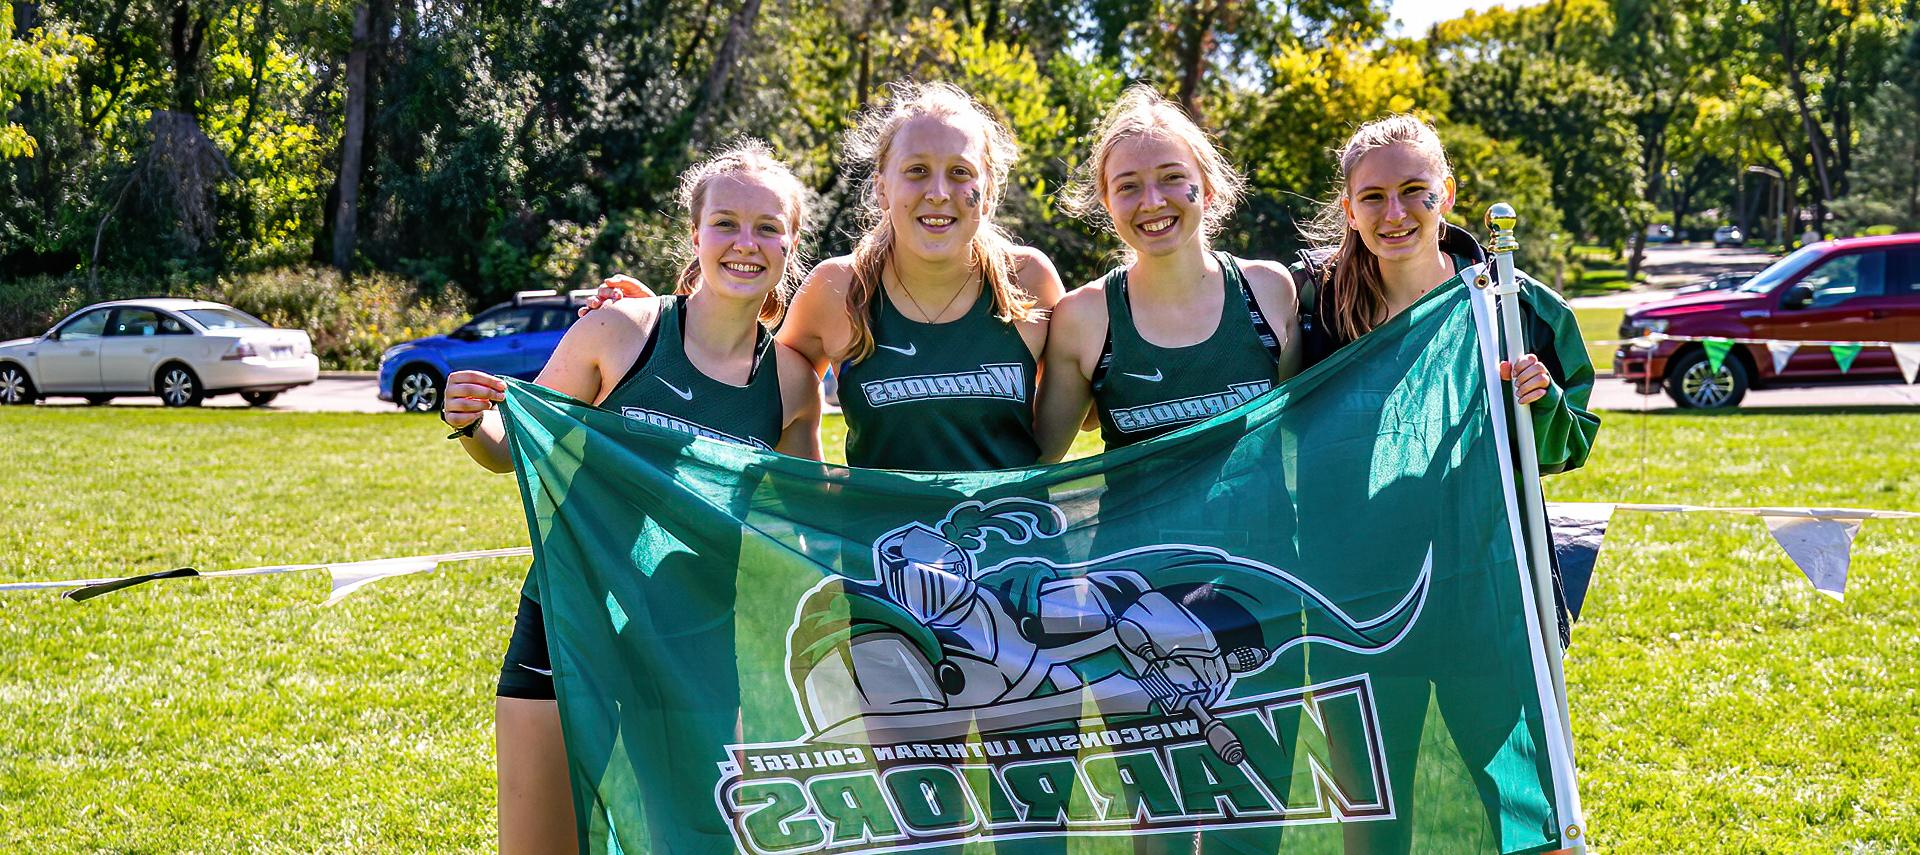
[2,406,1917,852]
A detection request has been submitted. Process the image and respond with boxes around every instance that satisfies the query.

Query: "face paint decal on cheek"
[1423,192,1439,212]
[1187,184,1200,204]
[966,187,980,209]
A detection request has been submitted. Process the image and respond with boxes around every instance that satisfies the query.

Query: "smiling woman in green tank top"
[1036,85,1302,459]
[586,83,1064,472]
[435,141,823,855]
[783,81,1064,471]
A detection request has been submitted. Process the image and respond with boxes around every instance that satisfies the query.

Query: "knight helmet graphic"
[785,498,1432,765]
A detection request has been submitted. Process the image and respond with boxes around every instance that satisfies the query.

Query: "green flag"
[1830,343,1863,373]
[501,275,1579,854]
[1703,337,1734,373]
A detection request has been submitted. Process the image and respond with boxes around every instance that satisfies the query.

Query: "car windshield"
[1737,245,1825,293]
[183,307,270,329]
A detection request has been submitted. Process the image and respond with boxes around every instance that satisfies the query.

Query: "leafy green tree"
[1439,49,1645,246]
[1,2,91,159]
[1830,21,1920,232]
[1212,37,1439,258]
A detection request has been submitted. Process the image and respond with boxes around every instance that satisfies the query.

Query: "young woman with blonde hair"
[1036,84,1300,459]
[591,82,1064,471]
[1295,113,1596,471]
[1294,113,1598,854]
[441,139,823,854]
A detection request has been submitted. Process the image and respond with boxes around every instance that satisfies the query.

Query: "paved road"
[1587,376,1920,412]
[35,375,397,413]
[1569,243,1778,310]
[36,370,1917,416]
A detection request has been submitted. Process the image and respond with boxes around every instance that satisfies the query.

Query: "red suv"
[1615,233,1920,408]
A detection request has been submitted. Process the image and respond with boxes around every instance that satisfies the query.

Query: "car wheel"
[84,394,114,406]
[1664,349,1748,410]
[241,391,280,407]
[0,364,35,405]
[396,367,442,412]
[156,364,205,408]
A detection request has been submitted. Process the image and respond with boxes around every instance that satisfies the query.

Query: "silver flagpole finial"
[1486,202,1519,256]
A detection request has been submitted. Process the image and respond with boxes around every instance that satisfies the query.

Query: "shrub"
[206,268,469,370]
[0,268,470,370]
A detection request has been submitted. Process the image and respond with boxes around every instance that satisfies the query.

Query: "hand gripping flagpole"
[1484,203,1587,851]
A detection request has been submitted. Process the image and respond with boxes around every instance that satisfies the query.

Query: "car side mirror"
[451,326,478,341]
[1781,284,1813,310]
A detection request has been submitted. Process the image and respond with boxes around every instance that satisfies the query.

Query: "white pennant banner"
[1762,516,1863,600]
[1767,341,1800,374]
[1894,343,1920,385]
[324,556,445,606]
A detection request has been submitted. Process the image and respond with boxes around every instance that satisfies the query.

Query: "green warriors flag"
[501,271,1582,854]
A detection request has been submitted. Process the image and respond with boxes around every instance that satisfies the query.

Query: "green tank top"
[522,295,783,604]
[600,295,785,450]
[837,282,1040,471]
[1092,252,1280,449]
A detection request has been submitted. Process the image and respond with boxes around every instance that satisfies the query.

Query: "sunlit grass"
[1,407,1916,852]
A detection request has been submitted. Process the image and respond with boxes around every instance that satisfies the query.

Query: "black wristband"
[445,414,482,440]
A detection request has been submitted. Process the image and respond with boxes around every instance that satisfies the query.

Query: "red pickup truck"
[1614,233,1920,408]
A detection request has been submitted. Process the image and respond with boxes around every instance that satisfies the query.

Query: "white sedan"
[0,299,319,407]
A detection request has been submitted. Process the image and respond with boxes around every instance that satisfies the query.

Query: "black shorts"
[496,594,555,700]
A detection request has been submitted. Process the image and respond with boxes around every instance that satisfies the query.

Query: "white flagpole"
[1483,202,1587,850]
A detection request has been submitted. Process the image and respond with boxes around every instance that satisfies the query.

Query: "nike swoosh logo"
[657,377,694,400]
[1123,369,1164,382]
[519,664,554,677]
[877,342,917,356]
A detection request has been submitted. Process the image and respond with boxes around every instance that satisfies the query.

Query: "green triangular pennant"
[1830,343,1863,373]
[1703,338,1734,372]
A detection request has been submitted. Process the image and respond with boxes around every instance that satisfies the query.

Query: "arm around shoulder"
[1012,246,1067,309]
[773,343,823,461]
[1033,282,1106,463]
[779,258,855,374]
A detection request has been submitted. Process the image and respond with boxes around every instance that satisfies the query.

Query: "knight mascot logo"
[717,498,1433,853]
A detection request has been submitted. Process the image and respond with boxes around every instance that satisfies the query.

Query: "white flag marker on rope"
[0,547,532,598]
[1768,341,1800,374]
[324,556,444,606]
[1893,343,1920,385]
[1762,516,1863,600]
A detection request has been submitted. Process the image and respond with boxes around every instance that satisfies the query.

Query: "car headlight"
[1620,318,1668,338]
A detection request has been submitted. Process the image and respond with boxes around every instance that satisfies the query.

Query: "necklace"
[891,264,973,324]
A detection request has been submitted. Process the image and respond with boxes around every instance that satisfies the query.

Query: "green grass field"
[2,407,1916,852]
[1574,306,1626,370]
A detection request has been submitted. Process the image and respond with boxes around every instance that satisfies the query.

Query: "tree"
[1,2,91,159]
[1439,50,1645,247]
[330,1,371,271]
[1212,37,1439,258]
[1748,0,1906,229]
[1830,22,1920,232]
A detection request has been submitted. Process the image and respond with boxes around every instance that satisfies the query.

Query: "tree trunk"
[168,1,209,117]
[229,0,274,166]
[685,0,765,147]
[332,2,372,273]
[1175,2,1216,124]
[1776,1,1835,228]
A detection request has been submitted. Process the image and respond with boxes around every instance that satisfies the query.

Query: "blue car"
[378,291,587,412]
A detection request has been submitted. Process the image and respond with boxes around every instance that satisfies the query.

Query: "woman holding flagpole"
[440,140,823,855]
[1294,113,1597,471]
[1293,113,1599,854]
